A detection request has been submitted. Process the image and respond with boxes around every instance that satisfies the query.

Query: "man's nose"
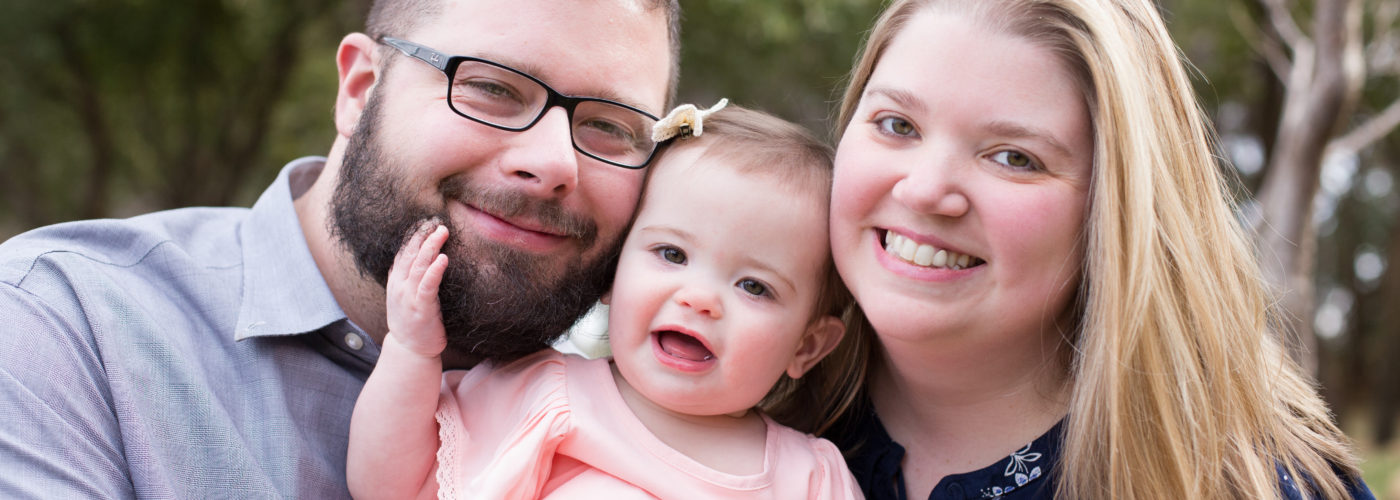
[502,106,580,199]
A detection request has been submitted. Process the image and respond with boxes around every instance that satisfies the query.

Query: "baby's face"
[607,149,832,417]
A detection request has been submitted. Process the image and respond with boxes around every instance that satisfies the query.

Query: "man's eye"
[738,279,768,297]
[660,247,686,264]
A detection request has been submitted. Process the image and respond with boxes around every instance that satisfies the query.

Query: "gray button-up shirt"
[0,157,378,498]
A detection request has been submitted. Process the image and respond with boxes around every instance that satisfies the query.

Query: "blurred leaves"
[0,0,883,232]
[676,0,884,135]
[0,0,366,229]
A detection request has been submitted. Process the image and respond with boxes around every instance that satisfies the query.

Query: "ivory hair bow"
[651,98,729,142]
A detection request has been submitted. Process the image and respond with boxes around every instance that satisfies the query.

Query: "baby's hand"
[385,221,450,359]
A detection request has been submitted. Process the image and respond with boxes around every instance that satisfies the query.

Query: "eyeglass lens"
[448,61,658,167]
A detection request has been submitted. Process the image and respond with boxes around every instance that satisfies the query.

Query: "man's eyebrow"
[480,53,658,114]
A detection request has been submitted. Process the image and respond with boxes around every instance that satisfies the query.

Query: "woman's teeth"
[883,232,983,270]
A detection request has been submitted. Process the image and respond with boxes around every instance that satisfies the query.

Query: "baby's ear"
[786,316,845,379]
[599,290,612,305]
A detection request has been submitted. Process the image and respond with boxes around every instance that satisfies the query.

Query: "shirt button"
[947,482,964,498]
[344,332,364,350]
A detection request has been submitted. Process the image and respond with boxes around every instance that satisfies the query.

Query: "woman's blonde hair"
[638,105,869,434]
[830,0,1363,498]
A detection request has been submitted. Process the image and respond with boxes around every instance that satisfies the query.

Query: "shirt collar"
[834,401,1062,500]
[235,156,350,340]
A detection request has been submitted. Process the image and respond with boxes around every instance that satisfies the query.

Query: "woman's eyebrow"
[868,85,1076,158]
[984,120,1075,158]
[864,86,927,115]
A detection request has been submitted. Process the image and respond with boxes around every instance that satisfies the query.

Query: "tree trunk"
[1371,214,1400,445]
[54,23,116,221]
[1252,0,1363,374]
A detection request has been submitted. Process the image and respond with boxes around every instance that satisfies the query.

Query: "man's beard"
[329,93,621,363]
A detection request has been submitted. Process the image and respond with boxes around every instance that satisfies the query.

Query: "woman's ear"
[786,316,845,379]
[334,33,381,138]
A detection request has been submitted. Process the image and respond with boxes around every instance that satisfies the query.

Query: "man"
[0,0,678,497]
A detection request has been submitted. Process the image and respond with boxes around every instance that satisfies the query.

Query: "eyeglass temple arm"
[381,37,450,72]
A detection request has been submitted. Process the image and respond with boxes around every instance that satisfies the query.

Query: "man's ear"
[334,33,381,138]
[786,315,845,379]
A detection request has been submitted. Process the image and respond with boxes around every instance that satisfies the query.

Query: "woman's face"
[831,10,1094,350]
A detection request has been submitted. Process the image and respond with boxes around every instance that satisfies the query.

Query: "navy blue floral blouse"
[826,402,1060,500]
[824,400,1375,500]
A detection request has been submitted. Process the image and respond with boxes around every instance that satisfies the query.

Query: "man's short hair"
[364,0,682,105]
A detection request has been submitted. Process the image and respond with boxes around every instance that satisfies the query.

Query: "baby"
[348,103,862,499]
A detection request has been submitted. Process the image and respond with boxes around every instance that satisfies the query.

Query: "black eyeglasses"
[380,37,662,169]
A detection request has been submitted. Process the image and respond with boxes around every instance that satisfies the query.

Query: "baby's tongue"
[658,331,712,361]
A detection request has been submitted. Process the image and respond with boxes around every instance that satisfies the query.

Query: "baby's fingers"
[391,220,437,282]
[407,225,449,285]
[418,254,448,305]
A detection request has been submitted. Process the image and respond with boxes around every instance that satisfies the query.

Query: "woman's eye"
[876,116,917,137]
[659,247,686,264]
[990,150,1039,170]
[737,279,768,297]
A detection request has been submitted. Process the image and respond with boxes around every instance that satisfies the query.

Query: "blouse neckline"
[825,399,1062,499]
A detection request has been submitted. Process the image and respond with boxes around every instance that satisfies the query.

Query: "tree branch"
[1329,98,1400,153]
[1259,0,1309,52]
[1232,3,1294,80]
[1371,0,1398,45]
[1366,0,1399,77]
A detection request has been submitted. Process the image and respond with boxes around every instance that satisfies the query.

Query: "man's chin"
[434,238,616,364]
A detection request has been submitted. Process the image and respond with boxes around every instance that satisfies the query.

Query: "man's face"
[331,0,672,362]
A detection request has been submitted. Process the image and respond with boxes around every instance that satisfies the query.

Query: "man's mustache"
[438,175,597,243]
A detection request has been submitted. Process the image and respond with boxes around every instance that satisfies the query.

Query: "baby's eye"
[989,150,1040,171]
[659,246,686,264]
[876,116,917,137]
[737,279,769,297]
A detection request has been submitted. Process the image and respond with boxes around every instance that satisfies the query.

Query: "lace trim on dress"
[435,392,465,500]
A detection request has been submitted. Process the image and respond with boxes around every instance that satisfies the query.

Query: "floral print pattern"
[980,442,1045,498]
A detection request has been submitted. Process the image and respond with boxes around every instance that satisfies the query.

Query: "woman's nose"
[891,156,970,217]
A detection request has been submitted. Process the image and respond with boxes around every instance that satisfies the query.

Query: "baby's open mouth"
[656,330,713,362]
[881,230,986,270]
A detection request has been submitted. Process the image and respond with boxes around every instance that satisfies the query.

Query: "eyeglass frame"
[379,36,664,170]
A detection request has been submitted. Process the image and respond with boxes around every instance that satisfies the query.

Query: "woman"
[797,0,1374,498]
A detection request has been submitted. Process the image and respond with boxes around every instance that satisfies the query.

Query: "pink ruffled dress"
[431,350,861,499]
